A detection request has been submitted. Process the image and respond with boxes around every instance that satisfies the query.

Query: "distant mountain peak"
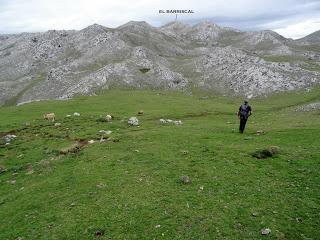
[118,21,153,29]
[161,21,190,28]
[296,30,320,44]
[81,23,107,34]
[194,20,220,27]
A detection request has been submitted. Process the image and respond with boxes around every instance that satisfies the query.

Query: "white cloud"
[0,0,319,39]
[274,18,320,39]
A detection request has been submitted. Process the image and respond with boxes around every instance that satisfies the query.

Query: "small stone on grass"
[180,175,191,184]
[251,212,259,217]
[261,228,271,235]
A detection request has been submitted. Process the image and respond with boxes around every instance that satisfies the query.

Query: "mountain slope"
[0,21,319,106]
[295,30,320,45]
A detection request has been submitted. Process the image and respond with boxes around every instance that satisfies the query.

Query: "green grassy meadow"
[0,89,320,239]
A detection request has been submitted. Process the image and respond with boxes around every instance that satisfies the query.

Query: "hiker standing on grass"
[238,100,252,133]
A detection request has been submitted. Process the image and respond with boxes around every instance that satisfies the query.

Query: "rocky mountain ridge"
[0,21,319,106]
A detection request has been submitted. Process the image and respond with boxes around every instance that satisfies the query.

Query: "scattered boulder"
[97,115,113,122]
[137,110,144,115]
[269,146,280,155]
[159,119,183,125]
[7,179,16,185]
[26,165,34,175]
[180,150,189,155]
[3,134,17,143]
[180,175,191,184]
[252,149,273,158]
[128,117,139,126]
[159,119,167,124]
[94,229,104,237]
[59,143,83,154]
[99,130,112,135]
[256,130,265,135]
[66,114,71,117]
[43,113,55,122]
[88,140,95,144]
[54,123,61,127]
[73,112,80,116]
[251,212,259,217]
[96,183,106,188]
[252,146,280,159]
[174,120,183,125]
[261,228,271,235]
[105,114,113,122]
[0,166,7,174]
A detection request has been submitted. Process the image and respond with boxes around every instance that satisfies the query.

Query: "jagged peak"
[249,29,281,36]
[160,21,190,29]
[79,23,110,35]
[117,21,153,29]
[194,20,220,28]
[246,29,287,41]
[82,23,106,30]
[192,20,241,33]
[261,30,282,35]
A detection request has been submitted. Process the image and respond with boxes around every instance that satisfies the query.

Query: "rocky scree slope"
[0,21,319,106]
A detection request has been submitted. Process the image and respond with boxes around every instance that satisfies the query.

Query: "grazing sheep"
[43,113,55,122]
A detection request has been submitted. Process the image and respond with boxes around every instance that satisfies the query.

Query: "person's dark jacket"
[238,104,252,118]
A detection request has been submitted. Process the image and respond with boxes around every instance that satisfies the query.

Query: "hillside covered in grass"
[0,89,320,239]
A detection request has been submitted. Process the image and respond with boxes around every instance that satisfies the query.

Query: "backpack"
[240,104,249,117]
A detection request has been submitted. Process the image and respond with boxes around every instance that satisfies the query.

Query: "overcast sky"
[0,0,319,39]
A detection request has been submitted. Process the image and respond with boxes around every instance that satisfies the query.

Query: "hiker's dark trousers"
[239,116,248,133]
